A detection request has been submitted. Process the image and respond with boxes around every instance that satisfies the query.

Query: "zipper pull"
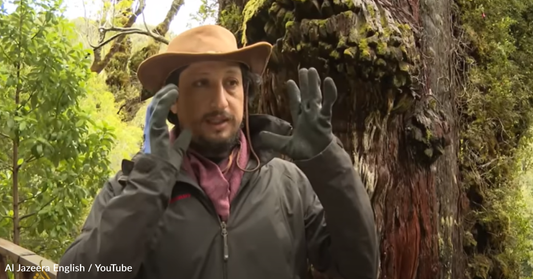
[221,221,229,261]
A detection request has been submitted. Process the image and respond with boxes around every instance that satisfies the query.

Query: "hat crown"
[167,25,238,54]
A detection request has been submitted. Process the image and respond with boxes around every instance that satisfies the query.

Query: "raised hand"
[259,68,337,161]
[143,84,192,170]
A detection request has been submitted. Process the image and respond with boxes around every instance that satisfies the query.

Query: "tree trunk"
[218,0,467,278]
[90,0,185,121]
[117,0,185,122]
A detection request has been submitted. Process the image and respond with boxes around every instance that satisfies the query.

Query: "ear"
[170,100,179,114]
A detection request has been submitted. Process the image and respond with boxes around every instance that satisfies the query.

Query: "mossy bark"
[119,0,184,122]
[95,0,184,122]
[90,1,145,74]
[220,0,466,278]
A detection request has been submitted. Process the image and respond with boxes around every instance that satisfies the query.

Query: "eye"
[192,79,209,87]
[225,79,240,88]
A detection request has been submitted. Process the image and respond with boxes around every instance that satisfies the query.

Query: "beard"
[189,130,240,160]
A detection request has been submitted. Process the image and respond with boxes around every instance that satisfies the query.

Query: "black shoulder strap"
[112,153,144,195]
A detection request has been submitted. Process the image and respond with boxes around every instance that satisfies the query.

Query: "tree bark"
[219,0,466,278]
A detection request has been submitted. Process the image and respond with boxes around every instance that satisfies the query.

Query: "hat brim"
[137,42,272,100]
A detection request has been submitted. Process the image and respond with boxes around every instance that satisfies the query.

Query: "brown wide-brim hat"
[137,24,273,100]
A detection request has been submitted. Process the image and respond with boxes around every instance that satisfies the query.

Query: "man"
[58,25,378,279]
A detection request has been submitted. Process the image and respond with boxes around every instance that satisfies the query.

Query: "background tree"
[213,0,533,278]
[76,0,184,122]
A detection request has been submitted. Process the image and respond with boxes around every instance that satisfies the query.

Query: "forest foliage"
[456,0,533,277]
[0,0,532,278]
[0,0,142,262]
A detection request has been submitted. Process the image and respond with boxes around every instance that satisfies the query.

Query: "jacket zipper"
[221,220,229,279]
[175,178,232,278]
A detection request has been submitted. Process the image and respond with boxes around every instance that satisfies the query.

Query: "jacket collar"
[126,114,292,172]
[244,114,293,166]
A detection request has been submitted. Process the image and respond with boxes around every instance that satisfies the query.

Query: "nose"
[210,82,229,110]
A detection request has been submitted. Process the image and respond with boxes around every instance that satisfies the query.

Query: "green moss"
[268,2,280,15]
[358,38,371,60]
[343,48,357,59]
[330,50,341,59]
[376,58,386,66]
[219,3,243,33]
[367,5,376,17]
[469,255,491,279]
[241,0,270,44]
[376,40,387,55]
[347,28,360,44]
[382,26,393,38]
[393,74,406,87]
[285,20,294,29]
[283,11,294,23]
[345,0,355,9]
[398,23,411,33]
[337,35,347,48]
[398,61,409,72]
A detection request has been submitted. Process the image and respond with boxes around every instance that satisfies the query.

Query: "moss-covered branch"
[90,0,146,73]
[103,0,184,121]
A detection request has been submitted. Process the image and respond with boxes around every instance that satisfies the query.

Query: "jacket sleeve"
[57,154,178,279]
[294,138,379,279]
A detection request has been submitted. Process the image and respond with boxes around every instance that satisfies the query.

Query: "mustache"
[201,111,235,122]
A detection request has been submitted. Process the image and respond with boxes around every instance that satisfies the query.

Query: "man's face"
[171,61,244,156]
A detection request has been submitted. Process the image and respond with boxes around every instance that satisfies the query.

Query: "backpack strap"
[112,152,144,196]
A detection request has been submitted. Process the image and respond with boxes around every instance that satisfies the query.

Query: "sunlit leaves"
[187,0,218,29]
[0,0,114,262]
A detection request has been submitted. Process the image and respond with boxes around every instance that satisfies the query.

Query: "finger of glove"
[170,129,192,170]
[142,100,157,154]
[298,68,309,104]
[148,85,178,157]
[150,84,179,129]
[321,77,338,119]
[286,80,301,125]
[259,131,291,153]
[307,68,322,109]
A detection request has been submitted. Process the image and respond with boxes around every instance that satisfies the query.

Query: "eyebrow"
[192,68,241,76]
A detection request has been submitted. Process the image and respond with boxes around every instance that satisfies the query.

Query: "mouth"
[205,116,230,130]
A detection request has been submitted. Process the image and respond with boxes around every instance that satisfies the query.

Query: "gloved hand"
[142,84,192,170]
[260,68,337,161]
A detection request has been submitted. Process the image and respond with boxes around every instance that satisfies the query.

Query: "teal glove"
[142,84,192,170]
[260,68,337,160]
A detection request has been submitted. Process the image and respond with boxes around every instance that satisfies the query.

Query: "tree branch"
[18,196,58,221]
[116,0,185,120]
[91,26,169,51]
[18,192,43,205]
[90,0,147,73]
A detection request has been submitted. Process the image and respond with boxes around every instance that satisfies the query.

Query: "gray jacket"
[58,115,378,279]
